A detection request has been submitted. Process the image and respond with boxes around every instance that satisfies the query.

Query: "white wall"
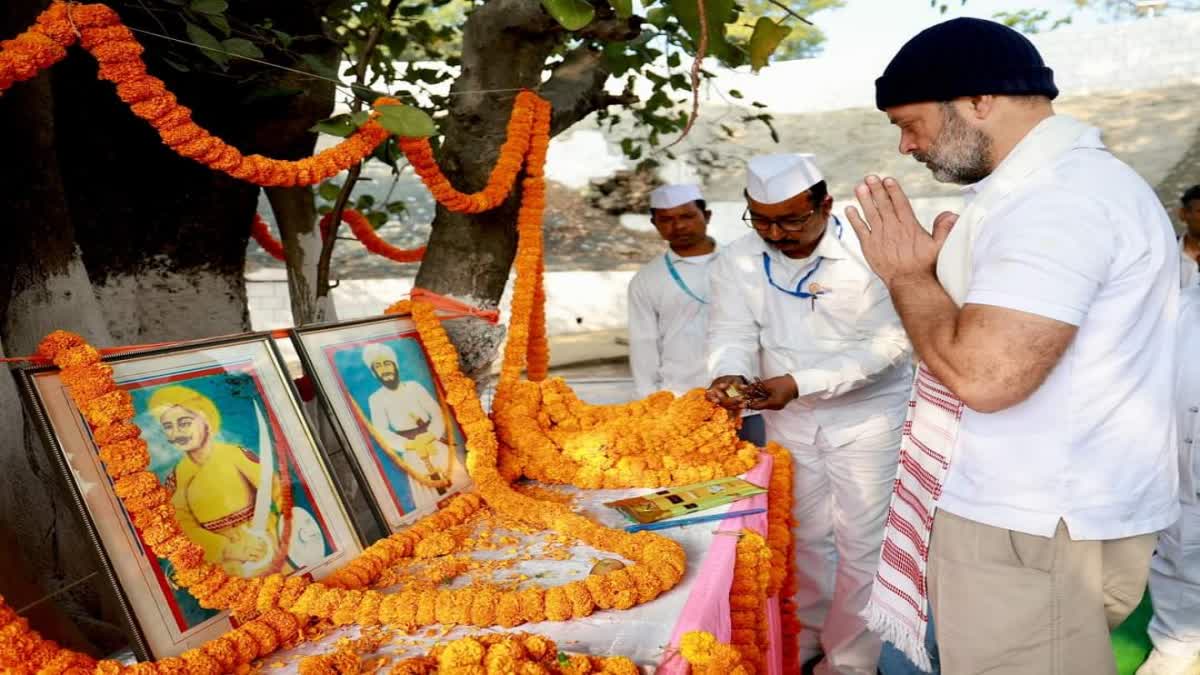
[247,269,636,335]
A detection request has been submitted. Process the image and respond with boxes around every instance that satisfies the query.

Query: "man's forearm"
[887,271,965,387]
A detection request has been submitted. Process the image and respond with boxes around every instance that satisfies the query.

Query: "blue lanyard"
[664,253,708,304]
[762,217,842,299]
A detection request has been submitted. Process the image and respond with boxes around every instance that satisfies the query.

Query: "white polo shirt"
[937,136,1181,540]
[628,249,718,397]
[1177,286,1200,503]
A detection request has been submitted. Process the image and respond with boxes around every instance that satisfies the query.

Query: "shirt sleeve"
[788,273,912,400]
[627,273,662,398]
[707,253,760,380]
[964,191,1115,326]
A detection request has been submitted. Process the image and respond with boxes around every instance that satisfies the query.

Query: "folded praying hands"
[843,175,958,288]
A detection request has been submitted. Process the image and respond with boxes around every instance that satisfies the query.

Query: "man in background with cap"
[706,154,913,675]
[848,17,1179,674]
[628,184,720,399]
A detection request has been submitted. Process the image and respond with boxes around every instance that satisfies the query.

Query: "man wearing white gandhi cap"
[627,184,719,399]
[706,154,913,675]
[361,341,461,512]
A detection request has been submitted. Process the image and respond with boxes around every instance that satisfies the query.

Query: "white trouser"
[1148,500,1200,657]
[766,417,902,675]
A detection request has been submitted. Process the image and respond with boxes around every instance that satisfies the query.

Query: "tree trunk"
[268,186,336,325]
[413,0,557,376]
[0,7,123,649]
[414,0,636,374]
[0,0,337,653]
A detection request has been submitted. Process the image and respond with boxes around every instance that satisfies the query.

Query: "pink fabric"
[658,452,783,675]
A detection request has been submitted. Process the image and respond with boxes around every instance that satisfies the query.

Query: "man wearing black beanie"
[843,17,1181,675]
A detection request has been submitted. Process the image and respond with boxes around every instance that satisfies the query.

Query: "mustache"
[170,436,194,446]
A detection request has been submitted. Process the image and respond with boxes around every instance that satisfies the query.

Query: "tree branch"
[577,14,643,41]
[540,45,629,136]
[317,0,405,298]
[472,0,560,34]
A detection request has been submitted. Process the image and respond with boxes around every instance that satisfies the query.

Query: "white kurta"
[707,219,912,675]
[1147,285,1200,660]
[1181,236,1199,289]
[627,249,717,398]
[367,381,454,512]
[707,220,913,446]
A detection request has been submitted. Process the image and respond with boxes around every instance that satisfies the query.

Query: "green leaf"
[608,0,633,19]
[557,653,570,668]
[668,0,739,64]
[270,29,293,48]
[386,201,408,214]
[376,105,437,138]
[351,84,387,104]
[371,138,403,171]
[366,211,388,228]
[301,53,338,80]
[185,22,228,67]
[356,194,377,210]
[748,17,790,71]
[646,7,671,27]
[728,88,743,99]
[310,114,358,138]
[351,110,372,127]
[190,0,227,14]
[540,0,595,31]
[222,38,264,60]
[162,57,190,72]
[318,182,342,202]
[205,13,230,36]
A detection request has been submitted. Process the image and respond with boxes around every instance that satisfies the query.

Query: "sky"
[811,0,1107,60]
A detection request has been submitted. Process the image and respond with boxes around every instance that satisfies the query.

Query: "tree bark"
[0,2,123,648]
[414,0,636,373]
[0,0,337,653]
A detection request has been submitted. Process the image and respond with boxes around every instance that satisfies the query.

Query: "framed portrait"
[18,335,363,660]
[291,315,471,532]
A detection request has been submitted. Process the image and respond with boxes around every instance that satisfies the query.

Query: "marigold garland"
[23,322,685,672]
[764,444,800,674]
[330,209,426,264]
[728,530,772,675]
[0,2,540,206]
[679,631,752,675]
[251,214,288,261]
[2,6,801,671]
[397,91,539,215]
[384,632,640,675]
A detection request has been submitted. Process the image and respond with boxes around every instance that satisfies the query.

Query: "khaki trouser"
[928,510,1158,675]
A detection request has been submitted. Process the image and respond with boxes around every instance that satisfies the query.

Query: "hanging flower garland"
[321,208,425,264]
[728,530,772,675]
[250,214,287,261]
[0,3,540,199]
[764,444,801,674]
[398,91,538,215]
[251,210,425,265]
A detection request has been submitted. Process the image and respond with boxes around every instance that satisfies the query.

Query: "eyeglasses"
[742,208,817,232]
